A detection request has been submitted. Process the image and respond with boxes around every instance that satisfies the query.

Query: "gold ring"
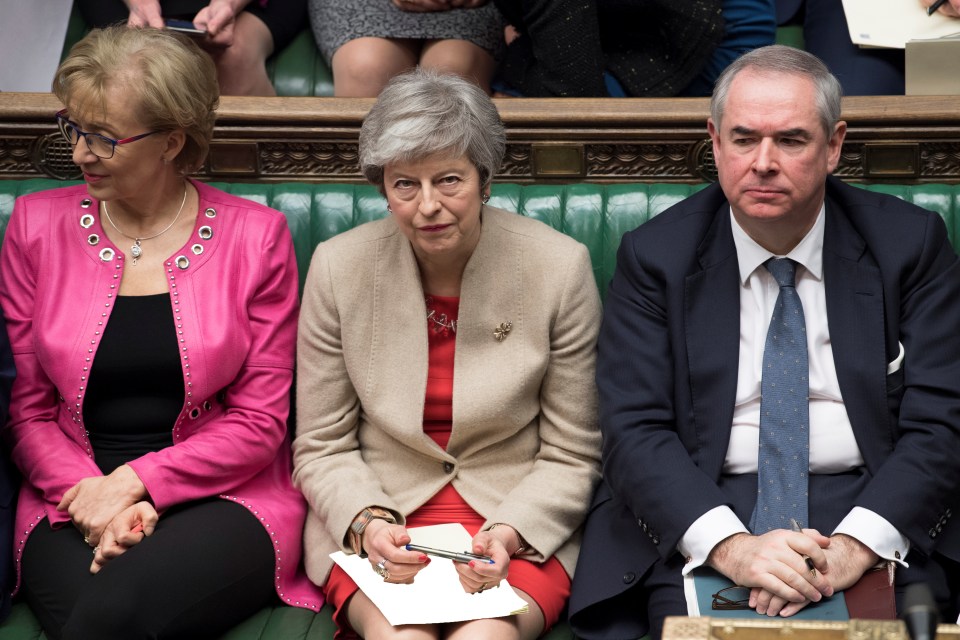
[92,546,100,555]
[373,559,390,581]
[478,582,488,593]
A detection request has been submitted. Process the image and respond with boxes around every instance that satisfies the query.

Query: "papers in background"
[842,0,960,48]
[0,0,74,91]
[330,523,529,626]
[684,567,849,620]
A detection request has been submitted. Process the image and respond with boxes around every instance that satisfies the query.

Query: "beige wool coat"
[292,206,602,585]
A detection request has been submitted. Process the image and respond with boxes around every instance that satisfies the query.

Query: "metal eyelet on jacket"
[87,234,99,246]
[202,400,212,411]
[79,214,95,228]
[98,248,115,261]
[188,407,201,420]
[176,255,190,270]
[80,198,92,209]
[191,243,204,255]
[204,207,216,218]
[198,226,213,240]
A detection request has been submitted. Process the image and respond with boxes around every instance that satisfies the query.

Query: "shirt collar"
[730,203,825,285]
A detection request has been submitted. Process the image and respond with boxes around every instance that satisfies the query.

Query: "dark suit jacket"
[569,177,960,638]
[0,308,16,622]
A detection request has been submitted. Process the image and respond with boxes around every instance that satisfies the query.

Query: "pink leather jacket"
[0,180,323,610]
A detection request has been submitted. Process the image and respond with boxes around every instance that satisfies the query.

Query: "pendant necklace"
[102,185,188,265]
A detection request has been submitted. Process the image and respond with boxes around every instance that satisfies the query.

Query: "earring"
[482,194,490,204]
[387,205,393,213]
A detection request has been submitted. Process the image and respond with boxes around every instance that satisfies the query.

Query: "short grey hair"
[710,45,842,136]
[359,68,505,192]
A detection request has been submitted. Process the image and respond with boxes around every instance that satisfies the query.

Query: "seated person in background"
[76,0,307,96]
[568,44,960,640]
[492,0,775,97]
[0,25,322,639]
[0,312,14,624]
[293,69,602,639]
[309,0,502,96]
[775,0,959,94]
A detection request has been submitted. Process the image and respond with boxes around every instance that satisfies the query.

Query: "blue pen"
[405,543,495,564]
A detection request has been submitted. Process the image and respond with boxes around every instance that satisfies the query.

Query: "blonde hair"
[53,25,219,173]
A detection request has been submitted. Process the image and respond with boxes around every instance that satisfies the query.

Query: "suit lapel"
[822,199,892,467]
[369,225,436,451]
[685,206,741,479]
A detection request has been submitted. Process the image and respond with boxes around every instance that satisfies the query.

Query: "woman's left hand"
[57,465,147,547]
[90,501,158,574]
[454,530,511,594]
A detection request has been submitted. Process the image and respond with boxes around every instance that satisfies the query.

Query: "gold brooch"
[494,322,512,342]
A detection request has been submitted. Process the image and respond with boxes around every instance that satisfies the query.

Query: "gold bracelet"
[349,507,396,558]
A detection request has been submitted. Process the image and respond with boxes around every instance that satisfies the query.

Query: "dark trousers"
[21,498,276,640]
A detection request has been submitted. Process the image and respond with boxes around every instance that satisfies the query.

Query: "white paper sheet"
[330,523,529,626]
[842,0,960,48]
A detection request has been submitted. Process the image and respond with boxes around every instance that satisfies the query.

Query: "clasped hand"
[90,501,158,574]
[708,528,879,617]
[57,464,147,547]
[361,520,510,592]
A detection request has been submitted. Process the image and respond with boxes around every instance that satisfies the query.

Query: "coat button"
[623,572,636,584]
[443,462,454,474]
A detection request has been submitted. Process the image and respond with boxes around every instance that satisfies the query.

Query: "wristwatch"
[349,507,396,558]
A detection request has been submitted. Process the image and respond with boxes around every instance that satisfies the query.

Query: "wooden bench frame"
[2,93,960,184]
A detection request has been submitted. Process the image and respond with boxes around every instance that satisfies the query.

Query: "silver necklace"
[425,297,457,335]
[102,185,188,265]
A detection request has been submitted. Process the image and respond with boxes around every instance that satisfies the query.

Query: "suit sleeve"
[292,244,403,553]
[484,243,603,561]
[0,196,102,525]
[854,212,960,556]
[598,232,733,558]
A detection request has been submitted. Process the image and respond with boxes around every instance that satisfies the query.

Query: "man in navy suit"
[0,307,16,622]
[568,45,960,640]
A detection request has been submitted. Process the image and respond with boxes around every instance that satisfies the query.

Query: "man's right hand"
[707,530,834,609]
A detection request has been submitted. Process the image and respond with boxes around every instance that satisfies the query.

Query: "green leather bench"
[1,178,959,639]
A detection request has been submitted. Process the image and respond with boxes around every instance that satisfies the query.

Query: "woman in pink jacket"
[0,26,322,639]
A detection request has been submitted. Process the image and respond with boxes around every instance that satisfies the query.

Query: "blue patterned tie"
[750,258,810,533]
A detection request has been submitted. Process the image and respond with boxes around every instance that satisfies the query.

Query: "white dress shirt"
[678,206,909,574]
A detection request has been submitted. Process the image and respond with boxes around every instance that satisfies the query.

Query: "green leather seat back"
[2,179,960,298]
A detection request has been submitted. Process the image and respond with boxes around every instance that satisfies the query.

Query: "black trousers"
[21,498,276,640]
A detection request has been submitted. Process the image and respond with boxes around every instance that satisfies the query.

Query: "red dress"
[325,295,570,637]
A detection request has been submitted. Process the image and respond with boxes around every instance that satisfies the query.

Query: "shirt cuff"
[678,506,749,575]
[833,506,910,567]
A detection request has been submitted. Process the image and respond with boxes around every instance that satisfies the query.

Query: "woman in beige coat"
[293,69,602,640]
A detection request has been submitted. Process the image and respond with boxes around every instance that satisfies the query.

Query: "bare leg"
[346,588,440,639]
[419,39,495,93]
[444,588,545,640]
[208,12,276,96]
[332,37,421,97]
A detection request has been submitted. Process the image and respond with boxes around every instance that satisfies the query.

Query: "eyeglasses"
[711,585,751,611]
[55,109,159,160]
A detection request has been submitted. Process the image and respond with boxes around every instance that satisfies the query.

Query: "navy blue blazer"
[569,177,960,637]
[0,307,15,622]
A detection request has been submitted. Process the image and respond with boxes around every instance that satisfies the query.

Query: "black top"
[83,294,183,475]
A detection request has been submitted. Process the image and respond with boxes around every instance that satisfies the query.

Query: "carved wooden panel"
[4,93,960,184]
